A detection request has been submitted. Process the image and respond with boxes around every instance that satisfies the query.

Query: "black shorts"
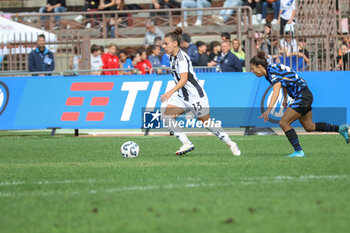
[290,88,313,115]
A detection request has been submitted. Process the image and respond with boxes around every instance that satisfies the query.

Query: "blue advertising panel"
[0,71,349,130]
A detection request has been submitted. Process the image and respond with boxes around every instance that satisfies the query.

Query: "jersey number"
[192,102,202,112]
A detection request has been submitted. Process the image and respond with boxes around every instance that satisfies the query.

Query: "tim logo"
[261,85,294,123]
[0,81,9,116]
[61,82,114,121]
[143,109,161,129]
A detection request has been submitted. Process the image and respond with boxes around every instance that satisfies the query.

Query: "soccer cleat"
[229,143,241,156]
[338,124,349,143]
[175,143,195,155]
[287,150,305,157]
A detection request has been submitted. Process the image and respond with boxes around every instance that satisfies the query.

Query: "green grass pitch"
[0,134,350,233]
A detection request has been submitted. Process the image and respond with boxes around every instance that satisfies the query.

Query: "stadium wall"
[0,71,349,130]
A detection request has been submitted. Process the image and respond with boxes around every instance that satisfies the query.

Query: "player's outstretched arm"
[259,82,281,122]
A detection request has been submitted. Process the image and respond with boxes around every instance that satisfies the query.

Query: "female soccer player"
[160,27,241,156]
[250,51,349,157]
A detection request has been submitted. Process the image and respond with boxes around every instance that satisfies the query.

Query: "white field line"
[0,175,348,187]
[0,175,348,198]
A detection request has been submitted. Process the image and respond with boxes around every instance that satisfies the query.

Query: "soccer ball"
[120,141,139,158]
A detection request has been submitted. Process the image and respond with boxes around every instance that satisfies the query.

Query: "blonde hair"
[232,39,243,54]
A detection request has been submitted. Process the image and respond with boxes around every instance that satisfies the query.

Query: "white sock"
[206,125,235,147]
[164,116,191,145]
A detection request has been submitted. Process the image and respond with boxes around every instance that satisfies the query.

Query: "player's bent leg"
[163,105,194,155]
[197,114,241,156]
[298,110,316,132]
[299,111,349,143]
[280,108,305,157]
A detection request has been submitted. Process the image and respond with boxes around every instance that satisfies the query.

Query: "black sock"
[285,129,302,151]
[315,122,339,132]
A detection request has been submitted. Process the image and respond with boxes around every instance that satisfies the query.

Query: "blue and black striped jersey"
[265,63,308,99]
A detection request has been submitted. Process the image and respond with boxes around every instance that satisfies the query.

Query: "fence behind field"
[11,7,253,39]
[1,5,350,73]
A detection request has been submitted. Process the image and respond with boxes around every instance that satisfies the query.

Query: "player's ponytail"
[250,51,268,69]
[165,27,182,47]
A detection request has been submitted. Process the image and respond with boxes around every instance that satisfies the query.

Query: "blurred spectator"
[218,41,242,72]
[119,50,134,74]
[337,43,350,71]
[279,31,297,56]
[90,44,103,75]
[154,36,165,54]
[109,0,129,37]
[260,24,273,54]
[98,0,116,11]
[278,0,295,34]
[262,0,279,25]
[148,45,162,74]
[196,41,209,66]
[99,45,105,54]
[28,34,55,76]
[161,53,170,68]
[297,38,310,65]
[108,0,129,37]
[74,0,100,28]
[82,0,100,12]
[130,52,142,74]
[101,43,119,75]
[212,0,242,25]
[151,0,181,16]
[242,0,263,25]
[39,0,67,30]
[115,0,128,27]
[144,20,165,49]
[208,41,221,66]
[231,39,245,71]
[119,50,133,69]
[221,32,231,42]
[152,0,181,10]
[69,46,81,72]
[343,36,350,48]
[98,0,117,33]
[177,0,212,27]
[136,49,152,74]
[181,33,199,65]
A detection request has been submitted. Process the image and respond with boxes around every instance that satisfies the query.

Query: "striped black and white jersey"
[168,49,206,101]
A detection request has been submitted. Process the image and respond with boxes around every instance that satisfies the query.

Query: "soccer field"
[1,134,350,233]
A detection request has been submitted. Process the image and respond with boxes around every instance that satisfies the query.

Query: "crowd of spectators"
[39,0,294,30]
[29,30,349,75]
[26,0,349,74]
[82,30,248,75]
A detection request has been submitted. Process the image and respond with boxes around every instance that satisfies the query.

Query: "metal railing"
[253,26,350,71]
[0,66,226,77]
[1,5,349,73]
[11,6,253,39]
[0,68,140,77]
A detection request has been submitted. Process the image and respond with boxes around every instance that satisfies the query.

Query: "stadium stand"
[0,0,349,73]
